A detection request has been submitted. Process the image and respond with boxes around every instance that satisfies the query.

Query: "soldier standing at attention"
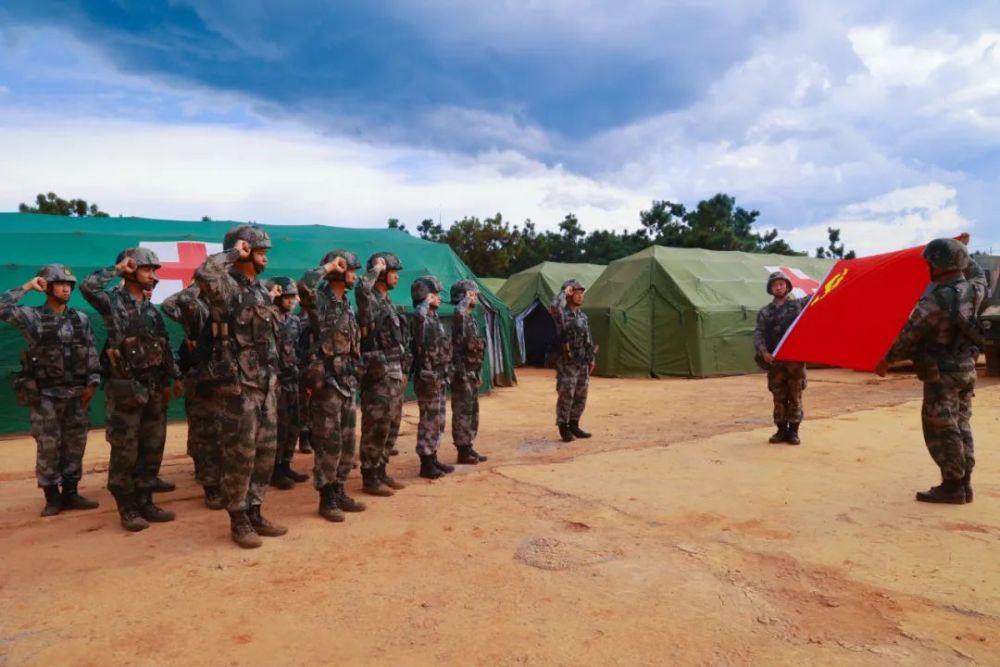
[876,238,987,504]
[297,251,367,521]
[450,280,488,465]
[161,280,225,509]
[550,279,596,443]
[411,276,454,479]
[356,253,408,496]
[194,226,287,548]
[82,249,182,532]
[267,276,310,490]
[753,271,810,445]
[1,265,101,517]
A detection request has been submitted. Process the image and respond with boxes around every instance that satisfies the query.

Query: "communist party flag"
[774,243,933,372]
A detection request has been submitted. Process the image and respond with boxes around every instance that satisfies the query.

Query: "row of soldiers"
[1,225,493,548]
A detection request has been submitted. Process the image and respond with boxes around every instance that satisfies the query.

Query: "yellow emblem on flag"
[808,268,848,308]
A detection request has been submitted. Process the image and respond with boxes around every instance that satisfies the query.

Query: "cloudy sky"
[0,1,997,256]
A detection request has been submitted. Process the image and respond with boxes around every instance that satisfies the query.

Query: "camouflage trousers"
[218,380,278,511]
[415,378,447,456]
[767,361,806,425]
[106,381,168,498]
[30,394,89,487]
[276,382,302,466]
[308,384,357,489]
[184,374,220,487]
[359,364,405,469]
[555,361,589,424]
[922,371,976,481]
[450,377,480,449]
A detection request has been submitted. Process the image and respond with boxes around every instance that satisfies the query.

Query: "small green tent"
[479,277,507,294]
[497,261,606,366]
[0,213,516,434]
[583,246,834,377]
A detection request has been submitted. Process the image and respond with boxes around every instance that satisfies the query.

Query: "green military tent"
[479,277,507,294]
[0,213,516,434]
[583,246,834,377]
[497,261,606,366]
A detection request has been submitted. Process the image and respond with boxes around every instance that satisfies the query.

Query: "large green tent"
[0,213,516,434]
[583,246,834,377]
[497,261,606,366]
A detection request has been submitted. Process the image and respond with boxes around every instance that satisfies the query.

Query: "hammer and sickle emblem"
[809,268,848,308]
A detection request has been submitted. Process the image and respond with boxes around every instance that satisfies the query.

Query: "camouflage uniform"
[274,306,306,472]
[412,284,452,458]
[450,281,486,462]
[550,287,596,433]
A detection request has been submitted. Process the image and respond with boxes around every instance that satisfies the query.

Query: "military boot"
[470,448,488,462]
[318,484,346,523]
[203,485,225,510]
[298,430,313,454]
[335,482,366,512]
[558,423,575,443]
[915,479,966,504]
[283,461,310,484]
[247,505,288,537]
[786,423,801,446]
[61,481,99,511]
[115,494,149,532]
[569,421,591,439]
[151,477,176,493]
[432,453,454,474]
[378,463,406,490]
[229,510,262,549]
[136,490,176,522]
[456,445,480,464]
[768,423,787,444]
[963,471,973,504]
[419,454,444,479]
[270,466,295,490]
[361,467,394,497]
[40,485,62,517]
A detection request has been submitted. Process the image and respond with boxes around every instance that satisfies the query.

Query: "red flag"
[774,244,931,372]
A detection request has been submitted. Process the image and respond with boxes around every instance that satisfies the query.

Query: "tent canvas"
[0,213,516,434]
[583,246,834,378]
[479,277,506,294]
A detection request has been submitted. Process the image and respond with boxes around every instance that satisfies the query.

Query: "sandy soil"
[1,367,998,666]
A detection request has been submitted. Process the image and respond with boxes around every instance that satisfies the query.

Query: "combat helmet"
[266,276,298,298]
[562,279,586,292]
[115,247,162,269]
[223,224,272,251]
[36,264,77,287]
[450,279,478,305]
[321,249,362,283]
[766,271,793,296]
[923,238,969,273]
[411,275,444,306]
[366,252,403,275]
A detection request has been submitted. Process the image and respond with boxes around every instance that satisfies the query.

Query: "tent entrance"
[515,300,557,367]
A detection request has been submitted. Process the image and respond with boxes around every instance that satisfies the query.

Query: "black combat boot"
[569,421,592,439]
[318,484,345,523]
[361,467,394,497]
[456,445,480,464]
[558,423,575,443]
[433,453,454,474]
[963,471,973,503]
[247,505,288,537]
[229,510,262,549]
[378,463,406,490]
[283,461,310,484]
[61,480,99,511]
[298,430,313,454]
[115,494,149,532]
[136,490,176,522]
[203,485,225,510]
[768,422,787,444]
[270,465,295,490]
[335,482,366,512]
[786,422,801,446]
[41,485,62,517]
[151,477,176,493]
[915,479,966,504]
[419,454,444,479]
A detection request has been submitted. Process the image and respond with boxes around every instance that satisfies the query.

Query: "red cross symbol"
[155,242,209,287]
[778,267,820,295]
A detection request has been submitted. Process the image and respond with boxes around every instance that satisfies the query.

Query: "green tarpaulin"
[497,261,606,366]
[0,213,516,434]
[479,277,507,294]
[583,246,834,377]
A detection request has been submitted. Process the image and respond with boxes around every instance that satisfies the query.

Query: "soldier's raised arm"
[0,282,37,331]
[80,265,123,317]
[549,287,570,334]
[355,261,383,329]
[193,246,244,315]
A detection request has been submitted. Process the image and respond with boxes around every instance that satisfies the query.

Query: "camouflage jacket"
[356,266,411,376]
[298,266,361,396]
[81,266,179,384]
[886,259,987,378]
[275,311,306,387]
[412,303,452,383]
[550,292,595,366]
[753,296,811,356]
[194,248,279,390]
[161,285,212,375]
[0,288,101,397]
[451,297,485,383]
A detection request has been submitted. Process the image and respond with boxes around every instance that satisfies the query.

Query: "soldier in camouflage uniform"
[550,279,596,442]
[1,265,102,517]
[356,253,409,496]
[194,226,287,548]
[82,249,182,532]
[161,280,224,509]
[266,276,310,490]
[411,276,455,479]
[298,251,368,521]
[876,238,987,504]
[450,280,488,464]
[753,271,811,445]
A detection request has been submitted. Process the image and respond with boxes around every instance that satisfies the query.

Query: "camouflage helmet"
[266,276,298,298]
[223,224,272,251]
[450,279,478,305]
[320,249,362,282]
[411,275,444,306]
[36,263,77,287]
[562,279,586,292]
[366,252,403,274]
[766,271,793,296]
[922,238,969,273]
[115,247,162,269]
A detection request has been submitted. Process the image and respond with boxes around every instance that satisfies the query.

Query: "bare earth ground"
[1,367,999,666]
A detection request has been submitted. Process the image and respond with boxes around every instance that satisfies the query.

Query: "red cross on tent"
[765,265,821,297]
[139,241,222,303]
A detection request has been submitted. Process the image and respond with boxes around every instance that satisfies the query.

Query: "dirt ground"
[1,367,999,666]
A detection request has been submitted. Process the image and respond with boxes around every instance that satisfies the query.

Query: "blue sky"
[0,1,997,255]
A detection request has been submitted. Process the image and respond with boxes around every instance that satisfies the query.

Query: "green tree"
[386,217,408,233]
[815,227,856,259]
[19,192,110,217]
